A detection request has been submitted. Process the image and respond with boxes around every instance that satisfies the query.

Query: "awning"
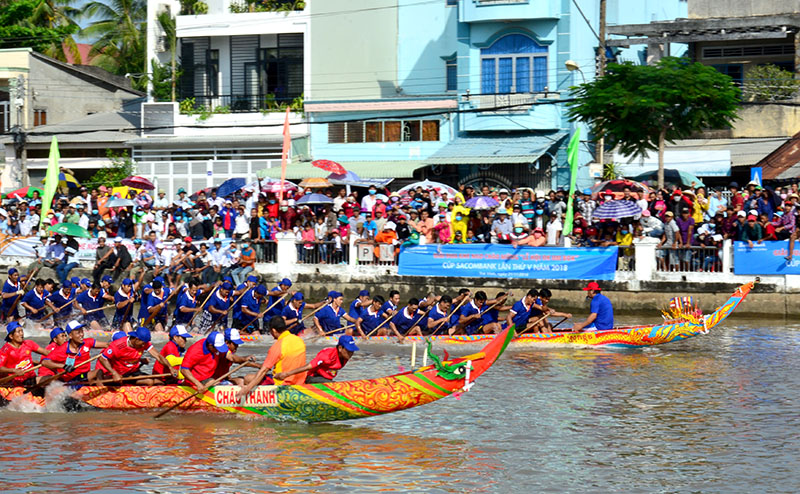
[257,160,428,180]
[425,133,568,165]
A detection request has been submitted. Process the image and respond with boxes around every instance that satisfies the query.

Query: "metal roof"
[257,161,428,180]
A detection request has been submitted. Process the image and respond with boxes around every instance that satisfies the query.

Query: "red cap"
[746,215,757,221]
[183,236,193,242]
[583,281,601,291]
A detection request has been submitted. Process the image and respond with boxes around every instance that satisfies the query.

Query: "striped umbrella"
[464,196,499,210]
[42,172,80,189]
[591,200,643,220]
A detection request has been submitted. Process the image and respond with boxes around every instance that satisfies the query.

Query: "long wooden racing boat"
[318,281,754,349]
[0,326,513,422]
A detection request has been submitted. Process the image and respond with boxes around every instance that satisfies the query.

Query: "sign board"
[750,167,762,186]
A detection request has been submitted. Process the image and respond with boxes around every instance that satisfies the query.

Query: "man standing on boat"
[237,316,307,400]
[572,282,614,332]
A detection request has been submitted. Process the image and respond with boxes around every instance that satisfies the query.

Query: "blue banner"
[734,241,800,275]
[398,244,619,280]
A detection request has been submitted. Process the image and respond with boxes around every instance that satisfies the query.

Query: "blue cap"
[338,215,348,223]
[122,278,133,286]
[328,290,343,299]
[280,278,292,287]
[81,278,91,286]
[154,276,165,284]
[224,328,245,345]
[583,188,592,195]
[358,290,370,297]
[291,292,304,301]
[221,281,233,290]
[6,321,21,334]
[102,275,113,283]
[223,276,233,283]
[169,325,193,339]
[208,331,229,353]
[128,327,151,343]
[133,238,142,244]
[255,285,267,296]
[8,268,17,276]
[246,275,258,283]
[49,327,66,341]
[61,280,72,288]
[70,276,80,285]
[338,334,360,352]
[66,320,85,333]
[111,330,127,341]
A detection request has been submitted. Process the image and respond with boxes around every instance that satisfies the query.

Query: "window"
[446,58,457,91]
[446,0,457,6]
[206,49,219,95]
[712,64,743,85]
[702,44,793,59]
[480,34,548,94]
[258,34,304,103]
[328,120,441,143]
[33,109,46,127]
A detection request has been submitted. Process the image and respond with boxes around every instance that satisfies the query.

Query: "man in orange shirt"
[236,316,306,400]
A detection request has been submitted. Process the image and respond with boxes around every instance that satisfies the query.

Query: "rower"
[174,280,203,326]
[455,291,487,335]
[282,292,326,335]
[180,330,231,389]
[91,327,176,385]
[313,291,356,336]
[136,275,164,322]
[40,320,109,383]
[478,292,511,334]
[572,282,614,332]
[235,275,259,294]
[211,328,258,385]
[198,281,232,334]
[45,327,68,352]
[425,294,452,335]
[1,268,23,322]
[75,282,108,331]
[383,298,425,340]
[264,278,293,320]
[355,295,384,338]
[143,280,171,332]
[153,324,193,383]
[21,279,49,324]
[232,284,265,333]
[275,334,359,384]
[347,290,371,321]
[506,289,537,334]
[0,321,49,386]
[237,316,306,400]
[536,289,572,332]
[112,278,138,332]
[380,290,401,319]
[47,280,75,327]
[100,275,114,295]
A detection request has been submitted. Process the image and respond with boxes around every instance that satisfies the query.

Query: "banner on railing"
[398,244,619,280]
[733,241,800,275]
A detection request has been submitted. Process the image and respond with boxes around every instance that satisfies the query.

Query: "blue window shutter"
[482,34,547,55]
[533,57,547,91]
[481,58,496,93]
[498,58,513,93]
[516,57,530,93]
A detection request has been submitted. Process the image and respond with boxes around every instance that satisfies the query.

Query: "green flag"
[562,129,581,236]
[40,136,60,229]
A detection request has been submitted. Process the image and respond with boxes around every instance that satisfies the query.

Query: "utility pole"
[11,75,28,187]
[596,0,606,168]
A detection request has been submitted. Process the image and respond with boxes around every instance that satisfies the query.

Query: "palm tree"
[82,0,147,89]
[156,10,177,101]
[26,0,82,63]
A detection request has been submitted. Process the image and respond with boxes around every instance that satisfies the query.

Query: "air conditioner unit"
[141,102,176,136]
[156,36,167,53]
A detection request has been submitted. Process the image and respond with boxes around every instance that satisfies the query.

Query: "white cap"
[172,239,181,245]
[171,325,192,338]
[112,237,122,243]
[499,188,509,194]
[535,191,545,199]
[737,210,746,217]
[384,221,396,230]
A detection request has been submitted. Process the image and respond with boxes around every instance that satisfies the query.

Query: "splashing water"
[5,382,80,413]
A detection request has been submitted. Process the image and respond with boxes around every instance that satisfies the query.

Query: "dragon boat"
[0,326,513,422]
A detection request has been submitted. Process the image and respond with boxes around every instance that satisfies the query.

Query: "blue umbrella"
[464,196,499,210]
[216,178,247,198]
[296,193,334,205]
[591,200,643,220]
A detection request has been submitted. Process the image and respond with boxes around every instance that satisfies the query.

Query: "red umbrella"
[312,159,346,175]
[121,175,155,190]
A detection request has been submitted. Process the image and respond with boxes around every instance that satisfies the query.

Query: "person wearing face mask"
[451,197,470,242]
[361,185,379,213]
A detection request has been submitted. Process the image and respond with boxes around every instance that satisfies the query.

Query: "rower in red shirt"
[0,321,49,386]
[274,334,359,384]
[40,320,110,382]
[211,328,258,385]
[180,331,229,390]
[153,325,193,383]
[91,327,176,385]
[45,327,68,353]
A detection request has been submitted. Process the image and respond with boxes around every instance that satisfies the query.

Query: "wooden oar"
[188,285,218,326]
[517,312,552,336]
[38,298,75,322]
[20,353,105,393]
[154,361,250,419]
[430,296,469,335]
[320,323,356,337]
[0,352,103,387]
[143,283,184,327]
[550,316,569,331]
[71,372,172,386]
[286,300,328,332]
[365,310,398,338]
[9,267,39,319]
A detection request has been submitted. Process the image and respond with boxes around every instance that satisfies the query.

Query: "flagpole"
[279,107,291,202]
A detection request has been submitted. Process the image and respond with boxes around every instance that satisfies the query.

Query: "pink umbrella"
[262,180,298,194]
[312,159,346,175]
[121,176,155,190]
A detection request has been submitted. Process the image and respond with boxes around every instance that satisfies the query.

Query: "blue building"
[269,0,686,191]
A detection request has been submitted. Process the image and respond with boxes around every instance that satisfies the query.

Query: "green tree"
[567,57,740,189]
[743,64,800,102]
[29,0,82,63]
[82,0,147,90]
[150,60,181,102]
[156,10,177,101]
[84,149,135,189]
[0,0,77,55]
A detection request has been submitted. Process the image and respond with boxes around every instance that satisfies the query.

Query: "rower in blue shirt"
[47,280,75,327]
[356,295,384,337]
[199,281,233,334]
[174,281,203,326]
[75,282,108,331]
[456,291,487,335]
[282,292,326,335]
[137,276,163,321]
[379,290,401,320]
[385,298,425,340]
[425,295,453,335]
[143,280,171,332]
[313,291,358,336]
[20,279,49,323]
[572,282,613,332]
[1,267,23,321]
[112,278,138,332]
[348,290,371,321]
[505,289,538,334]
[233,284,266,333]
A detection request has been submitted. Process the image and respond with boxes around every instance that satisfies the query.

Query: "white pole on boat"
[422,344,428,367]
[411,341,417,368]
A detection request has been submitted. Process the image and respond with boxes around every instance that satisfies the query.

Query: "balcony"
[459,91,563,131]
[459,0,558,23]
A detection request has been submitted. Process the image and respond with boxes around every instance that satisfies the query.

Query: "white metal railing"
[466,92,559,113]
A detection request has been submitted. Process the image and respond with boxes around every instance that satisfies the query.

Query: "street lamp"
[565,60,586,84]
